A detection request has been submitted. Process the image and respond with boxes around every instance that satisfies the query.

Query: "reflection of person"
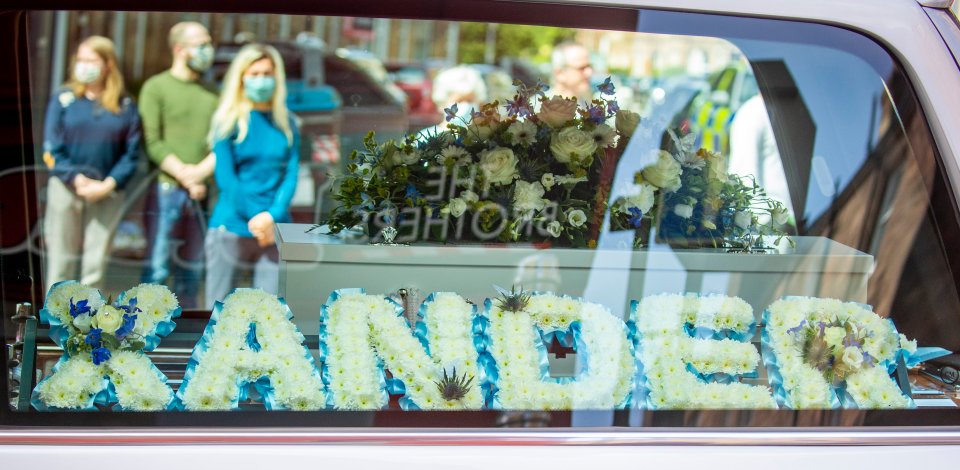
[550,41,594,102]
[729,94,793,211]
[421,65,487,135]
[205,44,299,308]
[42,36,142,293]
[139,22,219,308]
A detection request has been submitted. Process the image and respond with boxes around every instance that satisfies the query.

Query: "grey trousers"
[204,227,279,309]
[43,176,125,294]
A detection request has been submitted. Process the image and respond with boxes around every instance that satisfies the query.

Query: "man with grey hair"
[138,21,219,308]
[550,41,594,102]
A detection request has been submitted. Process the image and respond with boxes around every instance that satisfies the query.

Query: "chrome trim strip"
[918,0,954,9]
[1,429,959,446]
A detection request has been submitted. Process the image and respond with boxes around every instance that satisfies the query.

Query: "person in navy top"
[42,36,142,293]
[205,43,299,307]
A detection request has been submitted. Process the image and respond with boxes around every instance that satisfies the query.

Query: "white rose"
[841,347,864,369]
[460,190,479,204]
[641,151,682,191]
[550,127,598,167]
[615,109,641,138]
[624,183,657,214]
[734,211,753,229]
[446,198,467,217]
[513,180,547,214]
[92,305,124,335]
[674,204,693,219]
[567,209,587,228]
[506,120,538,145]
[546,221,562,238]
[541,173,556,190]
[479,147,519,186]
[824,327,846,347]
[73,314,93,333]
[537,96,577,128]
[397,149,421,166]
[465,123,495,143]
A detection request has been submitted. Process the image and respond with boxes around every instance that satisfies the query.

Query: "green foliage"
[458,23,576,65]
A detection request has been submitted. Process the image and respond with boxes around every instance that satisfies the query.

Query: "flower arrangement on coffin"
[763,297,916,409]
[610,129,792,249]
[319,77,641,248]
[32,282,180,411]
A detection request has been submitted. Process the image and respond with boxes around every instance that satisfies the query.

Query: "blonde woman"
[42,36,142,293]
[205,43,299,307]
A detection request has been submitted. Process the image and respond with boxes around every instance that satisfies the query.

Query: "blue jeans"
[142,183,205,308]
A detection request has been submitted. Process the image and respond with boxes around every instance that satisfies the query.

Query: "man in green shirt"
[140,21,219,308]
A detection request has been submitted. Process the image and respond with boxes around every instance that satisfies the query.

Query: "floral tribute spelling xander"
[32,281,181,411]
[320,78,640,247]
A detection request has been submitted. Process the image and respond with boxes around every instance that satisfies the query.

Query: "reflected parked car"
[386,61,442,131]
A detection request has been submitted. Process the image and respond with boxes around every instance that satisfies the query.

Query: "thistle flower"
[434,367,474,401]
[495,285,531,313]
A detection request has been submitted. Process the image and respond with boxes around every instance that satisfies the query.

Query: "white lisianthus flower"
[445,198,468,218]
[899,334,918,354]
[541,173,556,191]
[734,211,753,229]
[93,305,124,334]
[537,95,578,128]
[771,207,790,226]
[641,150,682,191]
[440,145,471,165]
[842,347,864,369]
[567,209,587,228]
[546,221,562,238]
[513,180,547,215]
[506,120,538,145]
[479,147,519,186]
[615,109,641,138]
[460,190,479,204]
[674,204,693,219]
[591,124,617,148]
[551,127,598,167]
[73,314,93,333]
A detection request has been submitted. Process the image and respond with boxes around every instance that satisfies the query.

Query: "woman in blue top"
[42,36,142,293]
[205,43,299,307]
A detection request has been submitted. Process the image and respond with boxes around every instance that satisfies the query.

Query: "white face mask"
[74,62,102,84]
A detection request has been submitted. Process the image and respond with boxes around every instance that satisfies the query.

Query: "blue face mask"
[243,76,276,103]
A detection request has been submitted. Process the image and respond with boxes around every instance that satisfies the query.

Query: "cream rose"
[537,96,577,128]
[479,147,519,186]
[92,305,124,334]
[446,198,468,217]
[841,347,864,369]
[546,220,562,238]
[674,204,693,219]
[567,209,587,227]
[550,127,597,167]
[465,122,495,143]
[641,150,682,191]
[824,327,847,347]
[615,109,641,138]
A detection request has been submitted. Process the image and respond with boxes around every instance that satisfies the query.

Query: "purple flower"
[91,347,111,365]
[505,98,532,118]
[587,104,606,124]
[597,77,616,96]
[444,103,459,122]
[607,99,620,115]
[115,313,137,340]
[786,320,807,335]
[69,298,91,318]
[816,321,827,335]
[534,80,549,98]
[862,352,876,367]
[85,328,103,348]
[118,297,140,315]
[842,335,863,348]
[627,207,644,229]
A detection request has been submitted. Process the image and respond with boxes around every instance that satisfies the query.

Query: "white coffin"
[276,223,874,335]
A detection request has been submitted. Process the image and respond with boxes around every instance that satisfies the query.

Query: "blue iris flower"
[597,77,616,96]
[91,347,111,365]
[587,105,606,124]
[118,297,140,315]
[534,80,550,98]
[360,192,376,211]
[443,103,458,122]
[85,328,103,348]
[405,184,421,201]
[115,313,137,340]
[69,298,91,318]
[607,99,620,115]
[627,207,644,229]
